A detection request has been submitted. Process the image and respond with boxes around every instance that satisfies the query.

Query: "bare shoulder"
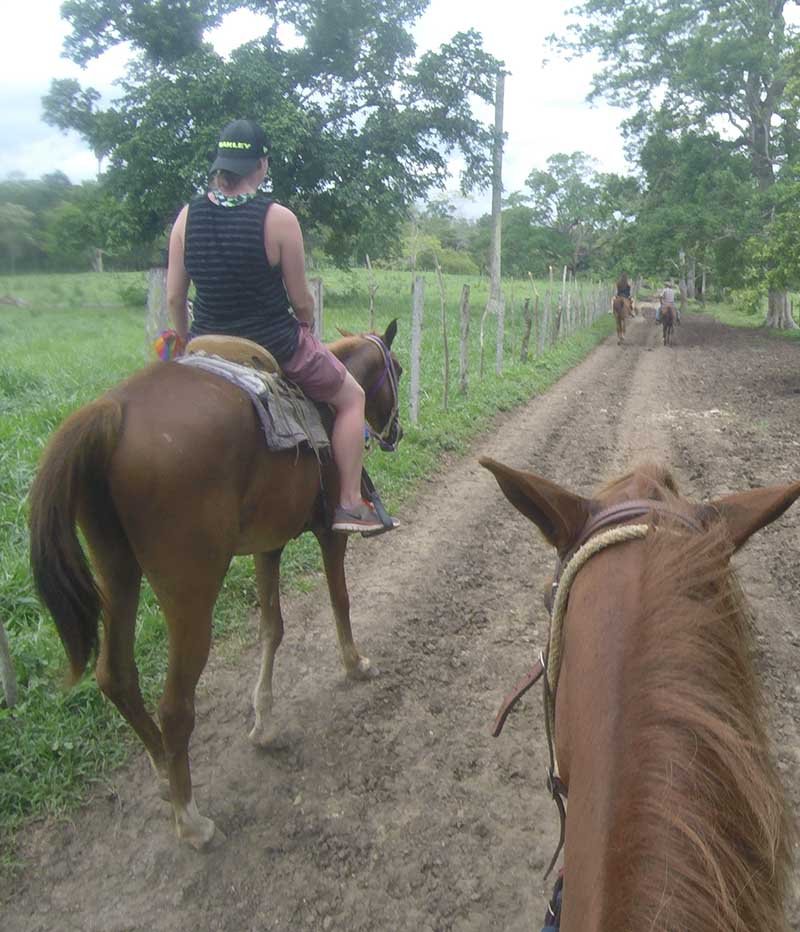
[266,201,301,233]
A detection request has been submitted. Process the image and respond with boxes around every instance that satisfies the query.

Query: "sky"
[0,0,633,216]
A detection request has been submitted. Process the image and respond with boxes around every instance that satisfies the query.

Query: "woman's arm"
[166,205,191,341]
[265,204,315,328]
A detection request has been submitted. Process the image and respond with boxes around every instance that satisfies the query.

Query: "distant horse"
[481,457,799,932]
[29,322,402,849]
[661,302,676,345]
[612,296,629,344]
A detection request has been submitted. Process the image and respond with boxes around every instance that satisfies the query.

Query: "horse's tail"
[28,397,123,682]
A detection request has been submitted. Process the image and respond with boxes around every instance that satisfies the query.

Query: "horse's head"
[480,456,800,930]
[480,457,800,557]
[332,319,403,452]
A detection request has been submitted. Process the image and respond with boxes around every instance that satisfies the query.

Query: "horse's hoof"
[249,721,281,748]
[347,657,379,681]
[178,814,216,850]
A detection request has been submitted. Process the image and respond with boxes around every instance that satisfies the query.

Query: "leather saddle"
[187,335,283,375]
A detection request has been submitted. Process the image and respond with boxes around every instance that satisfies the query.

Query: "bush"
[416,246,479,276]
[730,287,764,317]
[116,274,148,308]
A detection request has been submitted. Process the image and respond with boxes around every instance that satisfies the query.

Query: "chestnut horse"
[481,458,798,932]
[661,302,675,345]
[611,296,628,344]
[29,322,401,849]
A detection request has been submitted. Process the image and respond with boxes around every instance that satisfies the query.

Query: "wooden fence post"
[145,266,169,356]
[0,619,17,709]
[434,260,450,410]
[459,284,470,395]
[539,292,550,355]
[365,255,378,331]
[310,277,324,336]
[495,293,505,375]
[508,291,516,360]
[409,275,424,426]
[479,303,489,380]
[520,297,533,362]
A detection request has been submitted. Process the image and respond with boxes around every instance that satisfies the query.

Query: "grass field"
[0,267,614,861]
[695,297,800,340]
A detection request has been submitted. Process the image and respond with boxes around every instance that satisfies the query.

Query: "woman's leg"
[327,372,366,509]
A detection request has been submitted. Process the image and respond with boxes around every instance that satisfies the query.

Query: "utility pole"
[486,70,506,319]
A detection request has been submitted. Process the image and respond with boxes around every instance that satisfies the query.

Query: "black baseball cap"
[209,119,269,176]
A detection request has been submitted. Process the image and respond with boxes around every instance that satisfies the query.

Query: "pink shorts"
[281,323,347,402]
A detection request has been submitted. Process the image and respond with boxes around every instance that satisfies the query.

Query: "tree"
[46,0,502,264]
[42,80,116,175]
[40,182,127,271]
[0,204,36,274]
[738,169,800,323]
[634,128,758,293]
[524,152,609,273]
[558,0,800,327]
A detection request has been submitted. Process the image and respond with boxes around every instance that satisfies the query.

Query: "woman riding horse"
[29,320,403,848]
[167,118,396,536]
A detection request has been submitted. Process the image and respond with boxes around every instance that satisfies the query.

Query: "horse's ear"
[703,480,800,551]
[479,457,591,554]
[382,318,398,348]
[336,326,355,337]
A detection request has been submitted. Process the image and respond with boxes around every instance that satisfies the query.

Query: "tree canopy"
[44,0,502,262]
[555,0,800,322]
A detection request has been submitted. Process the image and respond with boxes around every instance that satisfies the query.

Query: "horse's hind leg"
[316,530,375,680]
[83,516,167,785]
[157,602,215,849]
[249,549,285,748]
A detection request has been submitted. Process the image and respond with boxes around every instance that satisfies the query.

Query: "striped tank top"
[184,193,300,362]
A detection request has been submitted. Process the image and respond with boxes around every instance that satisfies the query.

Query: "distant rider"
[657,280,679,324]
[615,272,633,316]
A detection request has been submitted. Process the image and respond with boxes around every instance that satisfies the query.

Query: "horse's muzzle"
[379,420,402,452]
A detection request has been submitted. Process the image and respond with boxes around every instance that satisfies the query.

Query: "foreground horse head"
[481,458,799,932]
[28,321,401,849]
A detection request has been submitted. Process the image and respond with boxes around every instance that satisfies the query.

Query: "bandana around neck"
[209,189,259,208]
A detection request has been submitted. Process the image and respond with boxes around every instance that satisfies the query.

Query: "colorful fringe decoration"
[153,329,187,361]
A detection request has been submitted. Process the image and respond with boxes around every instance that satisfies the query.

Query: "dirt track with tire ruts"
[3,309,799,931]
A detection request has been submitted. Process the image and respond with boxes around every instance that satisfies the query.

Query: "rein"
[362,333,400,452]
[492,499,706,881]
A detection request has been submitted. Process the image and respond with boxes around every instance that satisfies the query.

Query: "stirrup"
[360,468,398,536]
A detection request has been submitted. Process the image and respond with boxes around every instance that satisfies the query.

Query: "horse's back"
[105,363,321,554]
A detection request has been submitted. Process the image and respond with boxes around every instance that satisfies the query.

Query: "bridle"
[362,333,401,452]
[492,498,706,880]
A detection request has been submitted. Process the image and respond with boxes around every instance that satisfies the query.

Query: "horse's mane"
[604,468,794,930]
[328,334,365,357]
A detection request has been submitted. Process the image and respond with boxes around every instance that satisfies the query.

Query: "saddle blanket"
[177,353,330,457]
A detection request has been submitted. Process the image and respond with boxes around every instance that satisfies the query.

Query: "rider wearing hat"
[657,280,679,324]
[166,119,398,535]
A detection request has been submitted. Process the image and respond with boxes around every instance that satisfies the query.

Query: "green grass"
[695,297,800,340]
[0,268,613,865]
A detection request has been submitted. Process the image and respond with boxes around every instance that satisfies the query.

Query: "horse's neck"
[328,337,373,389]
[555,549,640,931]
[557,538,788,932]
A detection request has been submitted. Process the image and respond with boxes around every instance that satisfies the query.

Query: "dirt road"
[4,311,799,931]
